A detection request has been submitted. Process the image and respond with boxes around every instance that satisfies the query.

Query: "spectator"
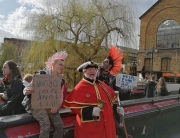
[23,51,68,138]
[153,77,168,97]
[21,74,33,113]
[0,60,26,116]
[97,45,132,138]
[144,75,157,98]
[97,45,130,101]
[23,74,33,87]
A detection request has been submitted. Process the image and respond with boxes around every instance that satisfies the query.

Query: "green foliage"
[0,42,18,67]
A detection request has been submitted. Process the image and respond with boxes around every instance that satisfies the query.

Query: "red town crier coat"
[63,79,116,138]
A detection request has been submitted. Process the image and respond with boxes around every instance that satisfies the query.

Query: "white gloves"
[117,106,124,116]
[92,107,101,116]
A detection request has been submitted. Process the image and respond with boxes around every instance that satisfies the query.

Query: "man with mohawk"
[23,51,68,138]
[97,45,133,138]
[98,45,130,100]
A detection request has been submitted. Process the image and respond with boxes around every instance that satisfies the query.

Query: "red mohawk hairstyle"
[107,45,123,75]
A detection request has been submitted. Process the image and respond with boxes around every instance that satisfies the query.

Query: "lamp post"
[146,46,154,76]
[174,50,178,83]
[151,46,154,76]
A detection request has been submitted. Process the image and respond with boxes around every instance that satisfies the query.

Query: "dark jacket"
[97,71,130,101]
[144,81,157,98]
[153,85,168,97]
[0,78,26,116]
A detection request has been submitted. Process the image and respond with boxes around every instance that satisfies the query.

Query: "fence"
[123,94,180,138]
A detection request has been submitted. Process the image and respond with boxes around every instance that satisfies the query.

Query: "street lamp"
[174,50,178,83]
[151,46,154,76]
[146,46,154,76]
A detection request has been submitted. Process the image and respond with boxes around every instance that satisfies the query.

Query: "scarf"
[1,76,10,86]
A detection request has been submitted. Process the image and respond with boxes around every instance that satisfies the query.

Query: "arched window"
[157,20,180,49]
[161,58,171,71]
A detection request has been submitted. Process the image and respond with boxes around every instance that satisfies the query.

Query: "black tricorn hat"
[77,61,98,72]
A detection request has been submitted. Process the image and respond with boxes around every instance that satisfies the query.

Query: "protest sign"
[31,74,62,109]
[116,74,138,89]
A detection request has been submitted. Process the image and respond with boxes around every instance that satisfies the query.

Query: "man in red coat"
[64,61,124,138]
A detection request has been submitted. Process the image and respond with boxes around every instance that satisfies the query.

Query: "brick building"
[3,37,31,67]
[137,0,180,82]
[117,46,138,76]
[4,38,31,54]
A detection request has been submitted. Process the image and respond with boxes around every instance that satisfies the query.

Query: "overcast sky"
[0,0,158,43]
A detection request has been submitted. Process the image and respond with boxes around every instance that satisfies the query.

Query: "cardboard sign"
[116,74,138,89]
[31,74,62,109]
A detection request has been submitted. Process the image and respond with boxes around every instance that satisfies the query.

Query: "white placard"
[116,74,138,89]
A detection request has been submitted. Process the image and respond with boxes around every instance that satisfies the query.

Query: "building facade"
[4,38,31,54]
[3,38,31,70]
[117,46,138,75]
[138,0,180,82]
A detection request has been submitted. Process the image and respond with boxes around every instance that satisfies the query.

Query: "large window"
[157,20,180,49]
[144,58,151,71]
[161,58,171,71]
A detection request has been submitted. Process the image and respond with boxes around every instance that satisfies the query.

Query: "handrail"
[121,94,180,107]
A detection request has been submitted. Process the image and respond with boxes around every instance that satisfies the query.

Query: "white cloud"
[0,14,4,20]
[0,27,16,43]
[18,0,65,9]
[4,6,27,33]
[18,0,44,8]
[0,6,33,42]
[17,0,58,9]
[0,0,49,43]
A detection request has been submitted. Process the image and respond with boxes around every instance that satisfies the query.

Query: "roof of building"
[4,37,31,43]
[139,0,162,20]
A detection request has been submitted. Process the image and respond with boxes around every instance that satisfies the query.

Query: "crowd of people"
[144,75,169,98]
[0,45,170,138]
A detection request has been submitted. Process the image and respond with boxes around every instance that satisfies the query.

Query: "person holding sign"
[63,61,122,138]
[23,51,68,138]
[97,45,132,138]
[97,46,131,101]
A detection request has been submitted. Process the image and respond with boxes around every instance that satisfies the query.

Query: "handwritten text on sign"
[116,74,138,89]
[31,74,62,109]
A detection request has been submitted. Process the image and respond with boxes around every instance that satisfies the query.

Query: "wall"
[123,95,180,138]
[138,0,180,73]
[1,95,180,138]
